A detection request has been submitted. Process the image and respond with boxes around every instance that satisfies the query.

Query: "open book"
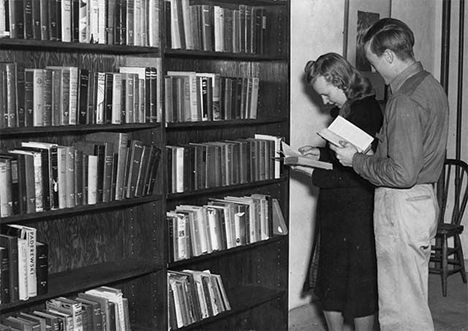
[317,115,374,153]
[280,142,333,170]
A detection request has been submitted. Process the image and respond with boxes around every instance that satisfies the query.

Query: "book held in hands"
[317,115,374,153]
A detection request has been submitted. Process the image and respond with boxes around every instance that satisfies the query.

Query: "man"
[330,18,449,331]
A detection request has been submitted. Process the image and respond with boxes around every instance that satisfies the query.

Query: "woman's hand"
[298,145,320,160]
[291,165,314,177]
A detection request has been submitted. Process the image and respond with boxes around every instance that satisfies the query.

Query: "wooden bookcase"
[163,0,290,329]
[0,0,290,329]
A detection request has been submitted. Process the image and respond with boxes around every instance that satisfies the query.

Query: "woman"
[297,53,382,331]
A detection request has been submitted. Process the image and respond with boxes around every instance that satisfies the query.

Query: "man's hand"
[329,141,358,167]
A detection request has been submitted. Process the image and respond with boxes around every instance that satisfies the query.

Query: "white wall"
[289,0,344,310]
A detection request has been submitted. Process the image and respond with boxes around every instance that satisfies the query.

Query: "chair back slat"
[441,159,468,227]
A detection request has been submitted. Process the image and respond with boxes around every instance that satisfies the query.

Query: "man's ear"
[383,49,394,63]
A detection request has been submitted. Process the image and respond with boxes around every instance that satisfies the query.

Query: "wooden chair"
[430,158,468,296]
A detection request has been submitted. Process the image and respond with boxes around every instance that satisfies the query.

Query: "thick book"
[0,234,19,302]
[318,115,374,153]
[281,141,332,170]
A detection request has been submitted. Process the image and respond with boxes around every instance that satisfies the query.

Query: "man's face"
[365,44,392,84]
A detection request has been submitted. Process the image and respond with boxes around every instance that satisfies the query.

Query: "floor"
[289,272,468,331]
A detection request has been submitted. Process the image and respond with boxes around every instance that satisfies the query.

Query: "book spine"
[35,241,48,296]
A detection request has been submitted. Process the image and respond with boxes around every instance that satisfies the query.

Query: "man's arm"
[335,96,424,188]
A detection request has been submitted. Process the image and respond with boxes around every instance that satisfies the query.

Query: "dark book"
[16,64,26,127]
[0,62,17,128]
[74,149,83,205]
[106,0,115,44]
[78,68,89,125]
[50,68,62,126]
[72,0,79,42]
[126,0,134,46]
[200,4,213,51]
[78,292,109,331]
[35,241,48,296]
[149,66,158,122]
[39,0,49,40]
[120,0,127,45]
[42,68,53,126]
[23,0,34,39]
[48,0,58,40]
[8,0,24,39]
[31,0,41,39]
[0,234,18,303]
[104,72,113,124]
[56,0,62,41]
[125,139,144,198]
[0,246,10,304]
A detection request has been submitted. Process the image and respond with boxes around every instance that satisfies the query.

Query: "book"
[317,115,374,153]
[280,141,332,170]
[0,233,19,302]
[46,297,84,331]
[5,224,37,298]
[0,246,9,304]
[35,241,48,296]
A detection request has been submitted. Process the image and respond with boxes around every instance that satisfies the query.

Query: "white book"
[87,155,98,205]
[148,0,160,47]
[207,200,236,249]
[61,0,72,42]
[111,73,122,124]
[7,224,37,297]
[88,0,99,43]
[98,0,107,44]
[96,72,106,124]
[57,146,68,209]
[318,115,374,153]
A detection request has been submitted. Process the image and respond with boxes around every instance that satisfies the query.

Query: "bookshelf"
[163,0,290,329]
[1,0,290,329]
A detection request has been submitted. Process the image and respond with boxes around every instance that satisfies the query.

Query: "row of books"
[168,269,231,330]
[0,224,48,304]
[165,0,267,54]
[166,134,283,194]
[1,286,130,331]
[0,62,161,129]
[167,193,272,262]
[0,0,160,47]
[0,133,161,217]
[165,71,259,123]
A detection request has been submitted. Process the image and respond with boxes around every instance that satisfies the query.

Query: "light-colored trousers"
[374,184,438,331]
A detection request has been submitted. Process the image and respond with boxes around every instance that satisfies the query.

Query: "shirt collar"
[390,61,423,93]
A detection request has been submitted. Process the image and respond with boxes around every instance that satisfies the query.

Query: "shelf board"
[168,235,286,268]
[0,195,163,225]
[0,39,161,55]
[164,49,288,61]
[167,176,288,200]
[178,285,286,330]
[0,123,160,137]
[0,259,161,312]
[165,117,288,130]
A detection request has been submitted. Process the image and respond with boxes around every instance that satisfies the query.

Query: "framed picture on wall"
[344,0,392,102]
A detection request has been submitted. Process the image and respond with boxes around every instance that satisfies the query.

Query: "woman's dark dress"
[311,95,383,320]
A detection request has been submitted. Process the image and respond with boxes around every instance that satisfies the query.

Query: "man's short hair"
[362,18,415,61]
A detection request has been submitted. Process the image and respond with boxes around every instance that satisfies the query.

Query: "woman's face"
[312,75,347,108]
